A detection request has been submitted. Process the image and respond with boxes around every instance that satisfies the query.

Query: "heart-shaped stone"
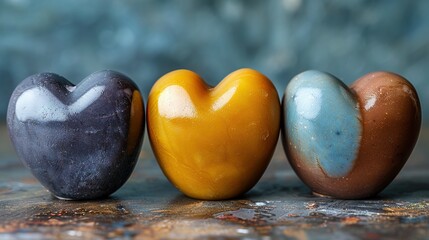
[7,70,145,200]
[282,70,421,199]
[147,68,280,200]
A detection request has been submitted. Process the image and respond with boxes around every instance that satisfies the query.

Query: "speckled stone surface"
[6,70,145,200]
[282,70,421,199]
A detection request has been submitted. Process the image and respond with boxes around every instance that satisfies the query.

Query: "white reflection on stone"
[15,86,105,122]
[294,87,322,120]
[158,85,196,119]
[212,86,236,111]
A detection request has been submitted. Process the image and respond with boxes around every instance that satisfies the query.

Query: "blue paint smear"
[284,70,362,177]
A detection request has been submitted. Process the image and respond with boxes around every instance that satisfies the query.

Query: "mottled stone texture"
[7,70,145,200]
[1,0,429,122]
[282,71,421,199]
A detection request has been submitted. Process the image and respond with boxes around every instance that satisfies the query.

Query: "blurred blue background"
[1,0,428,122]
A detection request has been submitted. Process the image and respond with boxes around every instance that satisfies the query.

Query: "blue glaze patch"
[284,70,362,177]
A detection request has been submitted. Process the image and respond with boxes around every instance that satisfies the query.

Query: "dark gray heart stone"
[7,70,145,200]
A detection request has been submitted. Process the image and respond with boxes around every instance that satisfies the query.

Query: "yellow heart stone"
[147,68,280,200]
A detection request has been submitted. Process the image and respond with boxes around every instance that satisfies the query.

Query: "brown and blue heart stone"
[282,70,421,199]
[7,70,144,200]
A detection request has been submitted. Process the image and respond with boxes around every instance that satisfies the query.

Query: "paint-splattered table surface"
[1,124,429,239]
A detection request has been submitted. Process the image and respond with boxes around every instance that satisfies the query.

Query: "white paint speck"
[402,85,413,95]
[67,230,83,237]
[237,228,250,234]
[364,94,377,110]
[402,85,418,108]
[261,131,269,141]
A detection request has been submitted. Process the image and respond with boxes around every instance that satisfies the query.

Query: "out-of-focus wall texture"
[1,0,428,122]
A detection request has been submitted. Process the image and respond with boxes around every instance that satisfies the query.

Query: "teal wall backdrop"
[1,0,428,122]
